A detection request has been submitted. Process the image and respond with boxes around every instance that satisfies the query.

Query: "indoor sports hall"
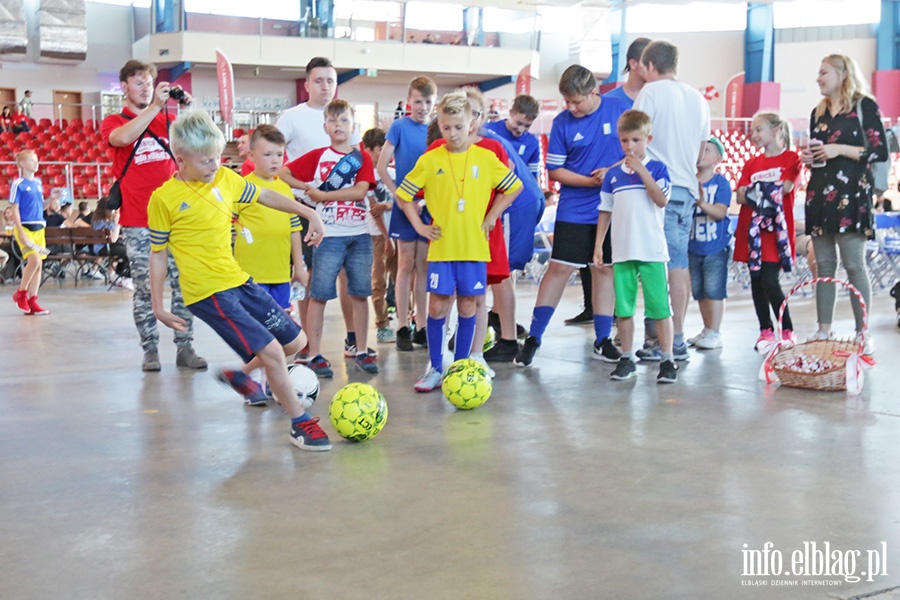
[2,1,900,598]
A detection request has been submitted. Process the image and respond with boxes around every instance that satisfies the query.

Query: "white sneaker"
[807,330,834,342]
[687,328,709,346]
[469,353,496,379]
[414,366,443,393]
[116,277,134,291]
[693,330,723,349]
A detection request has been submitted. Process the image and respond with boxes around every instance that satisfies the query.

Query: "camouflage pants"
[123,227,194,352]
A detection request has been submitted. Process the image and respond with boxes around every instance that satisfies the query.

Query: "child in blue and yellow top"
[396,91,523,392]
[687,136,733,351]
[9,150,50,315]
[594,110,677,384]
[147,109,331,452]
[234,124,308,316]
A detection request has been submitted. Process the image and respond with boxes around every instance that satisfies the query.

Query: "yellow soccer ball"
[441,359,492,410]
[328,383,388,442]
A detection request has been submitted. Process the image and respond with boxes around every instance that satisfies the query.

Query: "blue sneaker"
[307,354,334,378]
[635,343,661,362]
[216,369,268,406]
[290,417,332,451]
[673,342,691,362]
[355,353,379,374]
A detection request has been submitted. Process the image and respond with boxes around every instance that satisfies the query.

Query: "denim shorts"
[310,234,373,301]
[188,281,301,363]
[664,186,695,270]
[689,246,730,301]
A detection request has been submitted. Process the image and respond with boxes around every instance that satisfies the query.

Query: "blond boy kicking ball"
[148,110,331,451]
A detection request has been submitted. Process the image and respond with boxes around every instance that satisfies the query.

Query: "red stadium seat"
[0,183,9,199]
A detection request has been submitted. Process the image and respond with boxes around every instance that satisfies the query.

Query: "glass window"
[334,0,401,22]
[86,0,150,6]
[483,7,535,34]
[625,2,747,33]
[405,2,463,31]
[773,0,879,28]
[183,0,300,20]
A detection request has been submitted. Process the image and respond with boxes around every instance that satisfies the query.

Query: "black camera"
[168,87,188,104]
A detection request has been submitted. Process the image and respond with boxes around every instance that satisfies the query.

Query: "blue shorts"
[389,203,431,242]
[427,261,487,297]
[188,281,301,363]
[664,186,695,270]
[256,281,291,309]
[310,234,373,301]
[689,247,730,301]
[505,202,543,271]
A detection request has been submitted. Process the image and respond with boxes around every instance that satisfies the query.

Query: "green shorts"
[613,261,672,320]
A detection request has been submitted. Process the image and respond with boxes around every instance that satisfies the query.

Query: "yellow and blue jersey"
[148,167,260,305]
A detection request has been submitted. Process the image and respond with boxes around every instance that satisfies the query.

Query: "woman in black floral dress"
[801,54,887,353]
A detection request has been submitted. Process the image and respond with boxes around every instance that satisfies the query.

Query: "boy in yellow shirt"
[235,125,309,317]
[148,110,331,451]
[396,91,522,392]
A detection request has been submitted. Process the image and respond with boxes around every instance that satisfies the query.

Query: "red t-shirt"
[426,137,511,282]
[734,150,801,264]
[100,109,176,228]
[240,159,255,176]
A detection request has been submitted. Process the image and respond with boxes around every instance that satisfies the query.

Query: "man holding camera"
[101,60,207,372]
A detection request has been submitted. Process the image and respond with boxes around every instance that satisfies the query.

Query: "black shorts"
[550,220,612,267]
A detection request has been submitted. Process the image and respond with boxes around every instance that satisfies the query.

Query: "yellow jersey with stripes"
[396,145,521,262]
[148,167,260,305]
[234,173,303,284]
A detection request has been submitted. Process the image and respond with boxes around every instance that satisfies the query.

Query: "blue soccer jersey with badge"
[9,177,46,225]
[546,96,631,224]
[689,172,733,256]
[601,85,635,108]
[386,117,429,186]
[483,120,542,180]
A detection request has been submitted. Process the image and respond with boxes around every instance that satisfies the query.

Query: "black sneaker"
[396,326,413,352]
[514,336,540,367]
[516,323,528,340]
[564,308,592,325]
[592,337,621,363]
[657,360,678,384]
[412,327,428,348]
[483,338,520,363]
[487,310,501,333]
[610,357,637,380]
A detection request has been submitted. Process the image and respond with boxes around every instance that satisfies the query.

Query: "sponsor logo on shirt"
[436,168,445,175]
[573,132,585,142]
[749,167,783,183]
[179,202,191,212]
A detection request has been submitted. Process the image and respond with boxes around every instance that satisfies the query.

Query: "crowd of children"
[10,46,881,451]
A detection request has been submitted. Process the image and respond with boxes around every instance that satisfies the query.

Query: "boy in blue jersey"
[687,137,732,350]
[376,76,437,352]
[483,94,542,180]
[594,110,676,383]
[9,150,50,315]
[601,37,651,106]
[515,64,631,367]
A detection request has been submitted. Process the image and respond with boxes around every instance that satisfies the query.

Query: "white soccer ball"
[287,363,319,409]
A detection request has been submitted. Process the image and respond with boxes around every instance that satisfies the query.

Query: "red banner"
[216,48,235,129]
[515,65,531,96]
[725,72,744,120]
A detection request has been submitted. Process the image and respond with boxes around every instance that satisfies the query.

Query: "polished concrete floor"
[2,276,900,600]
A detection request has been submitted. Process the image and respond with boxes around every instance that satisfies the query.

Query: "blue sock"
[529,305,555,344]
[427,316,446,370]
[674,333,685,348]
[454,315,477,361]
[593,314,614,343]
[291,413,311,425]
[346,331,356,346]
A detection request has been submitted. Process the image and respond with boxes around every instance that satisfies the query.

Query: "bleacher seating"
[0,118,114,200]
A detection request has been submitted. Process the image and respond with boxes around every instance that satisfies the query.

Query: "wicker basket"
[763,277,871,392]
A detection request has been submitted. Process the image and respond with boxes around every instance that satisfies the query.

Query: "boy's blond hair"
[436,91,472,118]
[15,149,36,164]
[458,87,487,115]
[325,98,354,120]
[169,109,226,157]
[409,76,437,99]
[617,110,653,136]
